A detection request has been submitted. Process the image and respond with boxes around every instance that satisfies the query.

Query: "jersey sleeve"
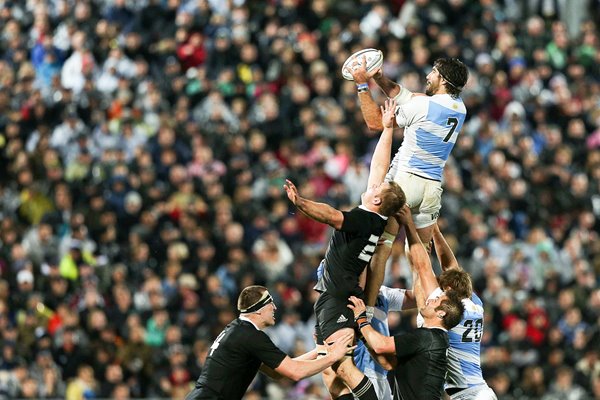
[340,208,367,233]
[394,330,423,358]
[395,96,427,127]
[380,286,406,312]
[247,330,288,369]
[471,292,483,307]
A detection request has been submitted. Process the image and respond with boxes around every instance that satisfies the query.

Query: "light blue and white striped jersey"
[445,293,486,390]
[390,94,466,181]
[354,287,405,381]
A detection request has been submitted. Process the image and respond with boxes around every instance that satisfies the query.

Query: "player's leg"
[413,177,444,252]
[363,217,400,306]
[318,348,352,399]
[317,293,379,400]
[326,329,379,400]
[315,295,354,399]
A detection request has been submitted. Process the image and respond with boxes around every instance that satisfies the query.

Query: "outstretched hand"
[394,204,412,226]
[380,98,397,128]
[347,296,367,319]
[345,55,381,84]
[283,179,299,206]
[325,331,356,360]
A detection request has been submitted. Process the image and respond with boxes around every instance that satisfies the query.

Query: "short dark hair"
[379,181,406,217]
[439,269,472,299]
[434,58,468,98]
[237,285,268,311]
[436,290,464,330]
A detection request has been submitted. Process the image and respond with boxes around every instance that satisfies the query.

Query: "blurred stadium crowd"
[0,0,599,399]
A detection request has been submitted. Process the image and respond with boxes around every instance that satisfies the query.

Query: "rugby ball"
[342,48,384,81]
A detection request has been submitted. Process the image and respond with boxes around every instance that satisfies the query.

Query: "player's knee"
[332,356,355,380]
[322,366,336,385]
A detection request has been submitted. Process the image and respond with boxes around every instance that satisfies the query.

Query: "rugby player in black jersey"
[284,99,406,400]
[185,285,354,400]
[348,206,464,400]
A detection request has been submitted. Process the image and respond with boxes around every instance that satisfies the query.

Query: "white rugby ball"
[341,48,384,81]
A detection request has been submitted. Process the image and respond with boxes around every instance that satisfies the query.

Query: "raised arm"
[348,296,396,360]
[396,206,439,301]
[401,289,417,310]
[373,72,401,98]
[346,55,416,131]
[284,179,343,230]
[345,56,386,131]
[367,98,396,188]
[432,224,461,271]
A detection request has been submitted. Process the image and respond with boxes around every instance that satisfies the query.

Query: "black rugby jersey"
[394,328,449,400]
[188,318,287,400]
[314,206,388,298]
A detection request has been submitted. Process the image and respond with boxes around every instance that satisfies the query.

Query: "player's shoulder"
[470,293,483,307]
[355,205,387,223]
[408,94,431,106]
[461,295,484,314]
[431,94,466,112]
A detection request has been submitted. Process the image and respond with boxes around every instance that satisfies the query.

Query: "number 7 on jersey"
[443,117,459,142]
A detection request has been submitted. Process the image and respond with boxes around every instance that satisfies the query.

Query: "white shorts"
[388,170,442,229]
[448,384,498,400]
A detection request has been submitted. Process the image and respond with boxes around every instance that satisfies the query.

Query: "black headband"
[435,67,464,91]
[239,291,274,313]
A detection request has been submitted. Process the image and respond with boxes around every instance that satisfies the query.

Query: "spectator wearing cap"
[12,269,34,311]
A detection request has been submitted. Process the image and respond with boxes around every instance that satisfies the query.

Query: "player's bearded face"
[425,68,441,96]
[422,294,446,318]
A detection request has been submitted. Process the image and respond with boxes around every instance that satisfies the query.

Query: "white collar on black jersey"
[239,315,260,330]
[429,326,448,332]
[358,205,388,220]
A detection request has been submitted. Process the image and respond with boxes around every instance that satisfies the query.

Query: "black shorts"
[314,291,356,344]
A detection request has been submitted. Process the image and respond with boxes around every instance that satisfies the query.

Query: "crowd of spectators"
[0,0,599,399]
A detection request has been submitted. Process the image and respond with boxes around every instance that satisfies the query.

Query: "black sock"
[352,376,378,400]
[336,395,354,400]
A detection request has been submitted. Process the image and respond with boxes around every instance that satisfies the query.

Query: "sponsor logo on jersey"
[337,314,348,323]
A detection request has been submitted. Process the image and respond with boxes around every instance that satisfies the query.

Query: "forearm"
[368,347,396,371]
[295,197,341,229]
[364,219,399,306]
[412,269,426,310]
[360,324,395,355]
[358,91,384,131]
[293,348,318,361]
[405,221,429,270]
[405,221,438,300]
[367,126,394,186]
[373,75,401,98]
[260,364,284,380]
[287,355,338,381]
[364,247,391,306]
[433,226,460,271]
